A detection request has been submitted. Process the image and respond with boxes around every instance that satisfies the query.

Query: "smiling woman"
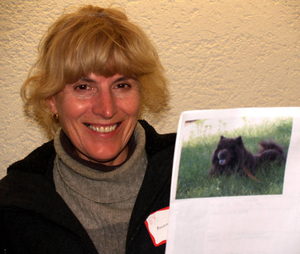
[47,73,141,166]
[0,5,176,254]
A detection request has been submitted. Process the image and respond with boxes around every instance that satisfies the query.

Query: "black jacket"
[0,120,176,254]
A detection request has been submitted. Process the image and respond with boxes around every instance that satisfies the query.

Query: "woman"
[0,5,176,254]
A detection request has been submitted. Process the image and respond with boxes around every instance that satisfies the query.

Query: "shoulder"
[0,141,57,210]
[138,119,176,157]
[0,141,56,203]
[137,120,176,197]
[7,140,55,175]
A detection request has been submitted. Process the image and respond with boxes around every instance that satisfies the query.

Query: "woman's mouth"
[85,123,118,133]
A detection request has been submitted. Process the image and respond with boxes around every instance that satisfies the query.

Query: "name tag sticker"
[145,207,169,246]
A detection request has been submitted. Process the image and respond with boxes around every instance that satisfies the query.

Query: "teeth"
[88,124,117,133]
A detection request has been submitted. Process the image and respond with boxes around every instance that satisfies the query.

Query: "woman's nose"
[92,90,117,119]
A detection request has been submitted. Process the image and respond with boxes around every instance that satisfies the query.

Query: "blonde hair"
[21,5,169,137]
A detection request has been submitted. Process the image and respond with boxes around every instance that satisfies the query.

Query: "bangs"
[62,35,138,84]
[49,15,152,86]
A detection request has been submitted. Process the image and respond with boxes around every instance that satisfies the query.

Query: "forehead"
[75,73,138,83]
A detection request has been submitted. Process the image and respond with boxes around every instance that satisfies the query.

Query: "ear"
[236,136,243,145]
[45,96,58,115]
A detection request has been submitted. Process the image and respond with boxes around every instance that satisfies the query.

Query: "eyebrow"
[114,76,136,82]
[79,76,137,83]
[79,77,97,83]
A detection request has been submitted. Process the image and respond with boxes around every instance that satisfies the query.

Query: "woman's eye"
[115,83,131,89]
[71,83,96,98]
[75,84,90,90]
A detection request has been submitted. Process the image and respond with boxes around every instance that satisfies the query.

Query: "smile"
[86,124,118,133]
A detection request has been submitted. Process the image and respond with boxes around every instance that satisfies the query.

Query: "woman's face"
[47,73,141,166]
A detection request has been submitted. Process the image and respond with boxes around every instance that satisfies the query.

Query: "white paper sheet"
[166,107,300,254]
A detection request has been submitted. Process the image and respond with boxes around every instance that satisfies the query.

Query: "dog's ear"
[236,136,243,145]
[220,135,225,140]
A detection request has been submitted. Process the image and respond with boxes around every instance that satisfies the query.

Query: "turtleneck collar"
[53,122,147,203]
[59,128,136,172]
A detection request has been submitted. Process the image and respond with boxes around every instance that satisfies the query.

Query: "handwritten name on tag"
[145,207,169,246]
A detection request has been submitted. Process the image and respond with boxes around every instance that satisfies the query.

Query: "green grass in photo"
[176,117,292,199]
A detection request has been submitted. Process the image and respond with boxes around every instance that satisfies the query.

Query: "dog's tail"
[256,140,286,165]
[258,140,284,153]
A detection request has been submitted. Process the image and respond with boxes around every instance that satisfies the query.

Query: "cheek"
[125,94,141,117]
[129,99,140,115]
[58,97,90,120]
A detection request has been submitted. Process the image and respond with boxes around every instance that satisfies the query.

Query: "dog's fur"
[208,135,286,177]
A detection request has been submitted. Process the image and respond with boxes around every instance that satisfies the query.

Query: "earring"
[51,114,59,120]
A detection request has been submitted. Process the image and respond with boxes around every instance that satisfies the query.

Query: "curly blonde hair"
[21,5,169,137]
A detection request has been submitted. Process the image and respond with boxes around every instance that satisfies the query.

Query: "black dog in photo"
[208,135,286,178]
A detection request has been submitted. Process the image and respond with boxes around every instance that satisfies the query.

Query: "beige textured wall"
[1,0,299,178]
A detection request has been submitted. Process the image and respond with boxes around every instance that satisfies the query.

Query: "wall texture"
[1,0,299,178]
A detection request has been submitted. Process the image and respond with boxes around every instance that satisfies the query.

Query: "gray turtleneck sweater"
[53,123,147,254]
